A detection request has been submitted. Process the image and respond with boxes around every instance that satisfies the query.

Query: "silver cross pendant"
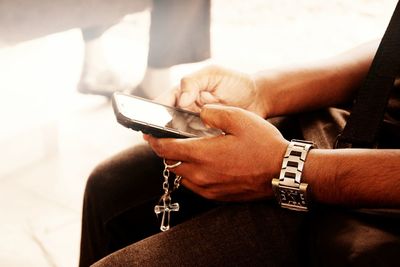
[154,195,180,232]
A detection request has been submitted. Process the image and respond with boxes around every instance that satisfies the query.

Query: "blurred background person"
[0,0,211,99]
[77,0,211,99]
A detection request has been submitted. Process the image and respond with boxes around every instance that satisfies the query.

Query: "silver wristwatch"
[272,139,314,211]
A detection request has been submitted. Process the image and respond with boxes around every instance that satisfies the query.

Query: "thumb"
[154,86,179,106]
[200,104,244,135]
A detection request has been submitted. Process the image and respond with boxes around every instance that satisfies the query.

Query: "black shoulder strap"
[336,1,400,148]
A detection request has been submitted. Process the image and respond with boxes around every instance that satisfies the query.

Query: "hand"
[175,65,268,117]
[144,104,289,202]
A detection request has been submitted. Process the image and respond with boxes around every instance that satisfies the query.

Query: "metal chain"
[161,160,182,197]
[154,159,183,231]
[162,167,170,194]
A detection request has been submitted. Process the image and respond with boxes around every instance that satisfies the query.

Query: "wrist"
[252,70,284,118]
[271,139,315,211]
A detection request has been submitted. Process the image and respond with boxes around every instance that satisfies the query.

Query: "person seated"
[79,4,400,266]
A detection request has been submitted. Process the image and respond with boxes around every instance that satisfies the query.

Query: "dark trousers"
[80,115,400,267]
[79,145,219,267]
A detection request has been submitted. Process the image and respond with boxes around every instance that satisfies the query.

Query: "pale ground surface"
[0,0,397,266]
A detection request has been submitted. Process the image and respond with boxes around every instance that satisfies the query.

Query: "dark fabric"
[93,202,308,267]
[79,145,218,267]
[337,1,400,148]
[386,78,400,122]
[79,145,161,267]
[300,107,350,149]
[91,205,400,267]
[381,78,400,148]
[147,0,211,68]
[300,82,400,150]
[307,207,400,267]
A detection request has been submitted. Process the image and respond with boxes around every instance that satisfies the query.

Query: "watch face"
[279,188,306,207]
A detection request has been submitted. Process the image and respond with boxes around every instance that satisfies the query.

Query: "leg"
[89,203,400,267]
[79,144,216,267]
[147,0,211,68]
[92,202,308,267]
[135,0,211,98]
[309,208,400,267]
[78,26,133,97]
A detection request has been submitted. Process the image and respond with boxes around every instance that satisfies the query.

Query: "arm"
[305,148,400,208]
[147,40,400,208]
[172,40,379,118]
[257,40,380,117]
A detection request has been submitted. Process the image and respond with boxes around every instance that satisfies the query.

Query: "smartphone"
[112,92,223,138]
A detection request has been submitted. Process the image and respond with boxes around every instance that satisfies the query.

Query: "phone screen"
[114,93,222,137]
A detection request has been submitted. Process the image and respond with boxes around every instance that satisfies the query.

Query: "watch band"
[272,139,314,211]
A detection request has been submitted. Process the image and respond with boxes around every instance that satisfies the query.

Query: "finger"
[172,163,218,199]
[200,91,219,105]
[146,135,201,162]
[172,163,259,201]
[154,86,179,106]
[178,66,215,108]
[180,178,226,201]
[142,133,150,141]
[183,102,202,113]
[200,104,245,135]
[178,76,201,108]
[181,175,266,202]
[169,162,208,186]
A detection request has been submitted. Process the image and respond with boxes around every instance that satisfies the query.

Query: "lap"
[93,202,307,267]
[93,204,400,267]
[84,144,164,220]
[84,144,217,249]
[309,208,400,267]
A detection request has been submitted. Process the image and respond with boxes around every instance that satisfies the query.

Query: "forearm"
[255,40,379,118]
[303,148,400,208]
